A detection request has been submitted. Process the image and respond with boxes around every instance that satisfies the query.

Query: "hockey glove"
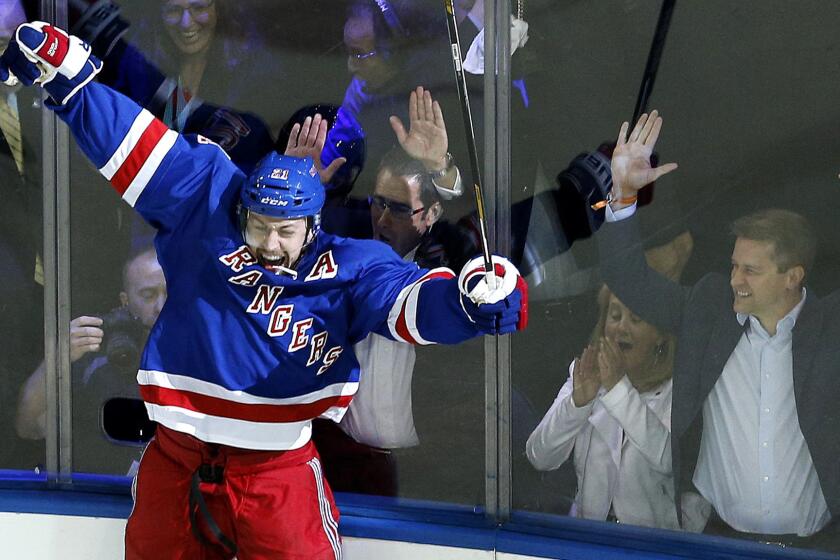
[458,255,529,335]
[0,21,102,105]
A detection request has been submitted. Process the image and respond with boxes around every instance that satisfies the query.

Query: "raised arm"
[608,110,678,211]
[598,111,687,333]
[350,245,528,345]
[0,22,240,233]
[597,338,672,473]
[526,358,598,472]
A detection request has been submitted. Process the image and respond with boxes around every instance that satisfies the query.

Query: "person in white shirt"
[526,281,709,532]
[312,125,450,495]
[597,110,838,547]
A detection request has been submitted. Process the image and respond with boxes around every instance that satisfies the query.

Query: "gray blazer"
[597,213,840,525]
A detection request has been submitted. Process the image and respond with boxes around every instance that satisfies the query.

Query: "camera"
[100,307,147,370]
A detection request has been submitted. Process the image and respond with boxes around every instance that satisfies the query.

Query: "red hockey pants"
[125,424,341,559]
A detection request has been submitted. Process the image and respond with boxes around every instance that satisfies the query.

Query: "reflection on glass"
[72,245,164,475]
[526,282,708,532]
[512,1,840,554]
[0,0,44,473]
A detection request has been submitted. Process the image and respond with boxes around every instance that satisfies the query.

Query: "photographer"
[15,245,165,474]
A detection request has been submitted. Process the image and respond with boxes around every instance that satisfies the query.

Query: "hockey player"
[0,22,527,559]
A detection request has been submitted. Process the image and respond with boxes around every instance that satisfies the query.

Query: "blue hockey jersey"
[52,82,484,450]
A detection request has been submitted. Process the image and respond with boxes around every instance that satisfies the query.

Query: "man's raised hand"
[389,86,449,173]
[284,113,347,185]
[610,110,678,206]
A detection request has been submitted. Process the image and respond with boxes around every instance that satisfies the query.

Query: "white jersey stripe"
[100,109,155,180]
[308,458,342,559]
[386,267,454,344]
[145,403,317,450]
[386,282,416,343]
[403,281,432,346]
[122,129,178,207]
[137,369,359,406]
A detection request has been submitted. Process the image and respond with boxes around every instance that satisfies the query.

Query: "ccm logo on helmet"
[270,168,289,180]
[260,196,288,206]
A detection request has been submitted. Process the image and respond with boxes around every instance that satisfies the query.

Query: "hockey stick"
[590,0,677,211]
[443,0,495,284]
[631,0,676,126]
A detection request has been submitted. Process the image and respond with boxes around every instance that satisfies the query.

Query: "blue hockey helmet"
[240,152,325,221]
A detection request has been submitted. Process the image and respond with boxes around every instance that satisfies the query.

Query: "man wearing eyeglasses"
[312,145,448,496]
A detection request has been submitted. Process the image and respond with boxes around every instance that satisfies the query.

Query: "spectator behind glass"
[598,111,839,548]
[282,87,464,241]
[137,0,268,120]
[69,0,276,172]
[303,88,470,496]
[311,145,446,496]
[341,0,476,202]
[16,245,166,475]
[526,276,709,531]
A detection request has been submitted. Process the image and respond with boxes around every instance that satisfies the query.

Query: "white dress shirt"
[337,250,420,449]
[526,361,709,531]
[693,290,831,536]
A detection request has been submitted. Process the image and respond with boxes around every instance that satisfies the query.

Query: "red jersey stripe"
[110,118,168,195]
[394,270,455,344]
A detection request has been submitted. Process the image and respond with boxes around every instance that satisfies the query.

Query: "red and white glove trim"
[15,21,100,104]
[458,255,518,305]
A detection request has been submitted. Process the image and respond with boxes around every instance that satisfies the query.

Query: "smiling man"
[597,111,839,545]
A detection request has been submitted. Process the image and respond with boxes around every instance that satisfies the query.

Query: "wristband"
[590,191,637,211]
[427,152,453,179]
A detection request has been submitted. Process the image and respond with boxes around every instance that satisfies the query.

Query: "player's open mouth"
[617,342,633,352]
[734,290,751,298]
[260,254,286,267]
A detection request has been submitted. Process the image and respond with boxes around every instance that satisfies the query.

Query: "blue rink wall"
[1,483,837,560]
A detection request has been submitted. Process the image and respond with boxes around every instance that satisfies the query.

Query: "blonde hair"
[589,286,675,385]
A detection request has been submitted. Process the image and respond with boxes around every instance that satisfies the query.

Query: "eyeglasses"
[161,0,215,26]
[369,195,425,219]
[347,49,379,61]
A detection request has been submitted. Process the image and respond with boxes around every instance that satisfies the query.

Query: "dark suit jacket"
[598,213,840,526]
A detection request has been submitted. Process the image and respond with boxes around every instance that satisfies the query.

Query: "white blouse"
[526,361,709,532]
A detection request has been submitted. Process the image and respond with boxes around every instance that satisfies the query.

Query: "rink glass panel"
[0,68,45,472]
[7,0,838,557]
[62,0,490,508]
[510,0,840,556]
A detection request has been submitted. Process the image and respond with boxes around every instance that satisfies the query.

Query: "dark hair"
[138,0,251,76]
[121,245,158,291]
[730,209,816,277]
[346,0,443,56]
[377,146,441,209]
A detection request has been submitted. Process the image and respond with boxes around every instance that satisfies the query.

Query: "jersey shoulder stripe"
[98,108,178,206]
[387,267,455,344]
